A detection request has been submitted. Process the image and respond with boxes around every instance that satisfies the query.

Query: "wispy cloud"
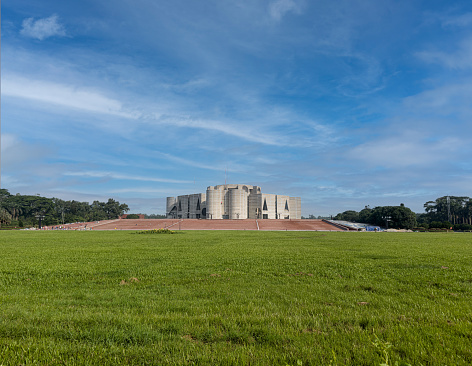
[110,187,195,195]
[2,75,138,118]
[416,36,472,70]
[162,78,210,92]
[154,152,247,173]
[0,133,52,168]
[403,82,472,119]
[20,14,66,40]
[269,0,301,21]
[148,114,296,147]
[64,171,192,184]
[441,12,472,28]
[349,136,464,168]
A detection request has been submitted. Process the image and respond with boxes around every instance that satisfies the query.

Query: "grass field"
[0,231,471,365]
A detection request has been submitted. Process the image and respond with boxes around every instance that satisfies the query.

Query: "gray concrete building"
[167,184,301,219]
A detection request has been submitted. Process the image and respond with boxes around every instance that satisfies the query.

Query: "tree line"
[334,204,416,229]
[333,196,472,230]
[0,189,129,228]
[421,196,472,226]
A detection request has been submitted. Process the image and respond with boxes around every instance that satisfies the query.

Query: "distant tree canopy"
[334,210,359,222]
[368,205,416,229]
[0,207,12,226]
[423,196,472,225]
[144,214,166,219]
[333,196,472,230]
[124,214,140,219]
[301,215,331,219]
[334,204,416,229]
[0,189,129,227]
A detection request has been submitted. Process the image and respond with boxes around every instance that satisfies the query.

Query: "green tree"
[125,214,140,219]
[429,221,443,229]
[424,196,471,224]
[453,223,472,231]
[334,210,359,222]
[369,205,417,229]
[416,213,429,227]
[358,206,372,223]
[104,199,129,219]
[144,214,166,219]
[0,189,131,225]
[52,198,66,224]
[0,207,12,227]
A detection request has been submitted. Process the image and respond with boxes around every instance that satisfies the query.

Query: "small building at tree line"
[167,184,301,219]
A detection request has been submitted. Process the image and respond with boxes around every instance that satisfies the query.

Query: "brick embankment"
[177,219,259,230]
[89,219,344,231]
[257,219,344,231]
[42,220,118,230]
[94,219,179,230]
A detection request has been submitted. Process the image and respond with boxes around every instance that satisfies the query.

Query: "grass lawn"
[0,231,471,365]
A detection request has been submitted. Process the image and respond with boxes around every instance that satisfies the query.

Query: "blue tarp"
[366,226,381,231]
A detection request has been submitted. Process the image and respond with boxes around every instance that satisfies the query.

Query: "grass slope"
[0,231,471,365]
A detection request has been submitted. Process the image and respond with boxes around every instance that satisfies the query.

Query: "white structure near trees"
[167,184,301,219]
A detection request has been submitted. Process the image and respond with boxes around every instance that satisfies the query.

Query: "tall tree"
[424,196,471,224]
[334,210,359,222]
[369,205,416,229]
[359,206,372,223]
[0,207,12,227]
[0,189,131,225]
[104,198,129,219]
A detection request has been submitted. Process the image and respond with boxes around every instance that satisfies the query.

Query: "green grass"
[0,231,471,365]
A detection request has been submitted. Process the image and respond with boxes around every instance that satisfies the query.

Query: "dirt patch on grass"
[120,277,140,285]
[182,334,199,343]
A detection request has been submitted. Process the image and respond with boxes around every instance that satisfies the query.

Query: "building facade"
[167,184,301,219]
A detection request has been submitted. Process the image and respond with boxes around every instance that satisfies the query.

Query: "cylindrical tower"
[206,186,224,219]
[229,186,248,219]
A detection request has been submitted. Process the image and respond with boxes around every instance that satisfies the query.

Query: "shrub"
[453,223,472,231]
[135,228,176,234]
[412,227,427,232]
[125,214,140,219]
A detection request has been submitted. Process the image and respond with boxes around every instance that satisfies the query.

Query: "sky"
[2,0,472,216]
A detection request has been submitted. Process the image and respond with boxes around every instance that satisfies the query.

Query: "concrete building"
[167,184,301,219]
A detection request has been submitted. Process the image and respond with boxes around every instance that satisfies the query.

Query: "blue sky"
[2,0,472,216]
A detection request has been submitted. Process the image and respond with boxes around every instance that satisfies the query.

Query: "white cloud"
[64,171,192,184]
[20,14,66,40]
[442,12,472,28]
[1,133,18,153]
[150,114,292,146]
[163,78,210,92]
[154,152,247,173]
[2,74,138,119]
[2,74,322,148]
[0,133,51,168]
[417,37,472,70]
[111,188,177,194]
[349,136,463,168]
[403,82,472,117]
[269,0,301,21]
